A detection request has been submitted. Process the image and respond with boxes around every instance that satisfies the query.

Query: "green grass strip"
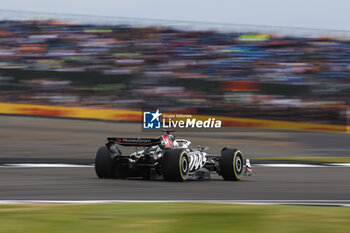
[0,203,349,233]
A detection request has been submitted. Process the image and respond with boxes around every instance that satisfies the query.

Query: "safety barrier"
[0,102,348,133]
[0,102,142,122]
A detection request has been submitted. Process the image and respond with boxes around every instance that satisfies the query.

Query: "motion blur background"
[1,4,350,226]
[0,1,349,127]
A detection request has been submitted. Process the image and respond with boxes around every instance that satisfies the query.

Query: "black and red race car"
[95,130,252,181]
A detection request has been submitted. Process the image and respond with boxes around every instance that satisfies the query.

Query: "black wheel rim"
[181,156,188,174]
[235,154,243,175]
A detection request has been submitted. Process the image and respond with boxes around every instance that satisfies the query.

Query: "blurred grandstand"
[0,10,349,125]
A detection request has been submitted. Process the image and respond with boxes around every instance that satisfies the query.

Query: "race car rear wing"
[107,137,161,147]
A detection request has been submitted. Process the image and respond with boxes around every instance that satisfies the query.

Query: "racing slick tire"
[219,148,244,181]
[162,149,189,181]
[95,146,116,179]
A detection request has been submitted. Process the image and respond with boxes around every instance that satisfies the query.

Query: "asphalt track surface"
[0,115,349,201]
[0,166,349,201]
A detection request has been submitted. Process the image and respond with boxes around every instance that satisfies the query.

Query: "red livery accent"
[162,135,171,148]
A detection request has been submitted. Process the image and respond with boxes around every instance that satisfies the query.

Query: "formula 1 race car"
[95,130,252,181]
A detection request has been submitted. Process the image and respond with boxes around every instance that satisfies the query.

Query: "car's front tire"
[219,148,244,181]
[95,146,116,178]
[162,149,189,181]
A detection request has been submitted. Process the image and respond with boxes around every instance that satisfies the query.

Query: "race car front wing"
[244,159,252,176]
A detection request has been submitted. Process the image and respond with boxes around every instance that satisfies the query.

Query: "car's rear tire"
[219,148,244,181]
[95,146,116,178]
[162,149,189,181]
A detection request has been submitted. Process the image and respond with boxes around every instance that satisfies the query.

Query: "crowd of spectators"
[0,20,349,124]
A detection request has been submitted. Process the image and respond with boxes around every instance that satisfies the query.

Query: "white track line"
[327,163,350,167]
[0,163,93,168]
[0,200,349,207]
[0,163,349,168]
[252,164,328,168]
